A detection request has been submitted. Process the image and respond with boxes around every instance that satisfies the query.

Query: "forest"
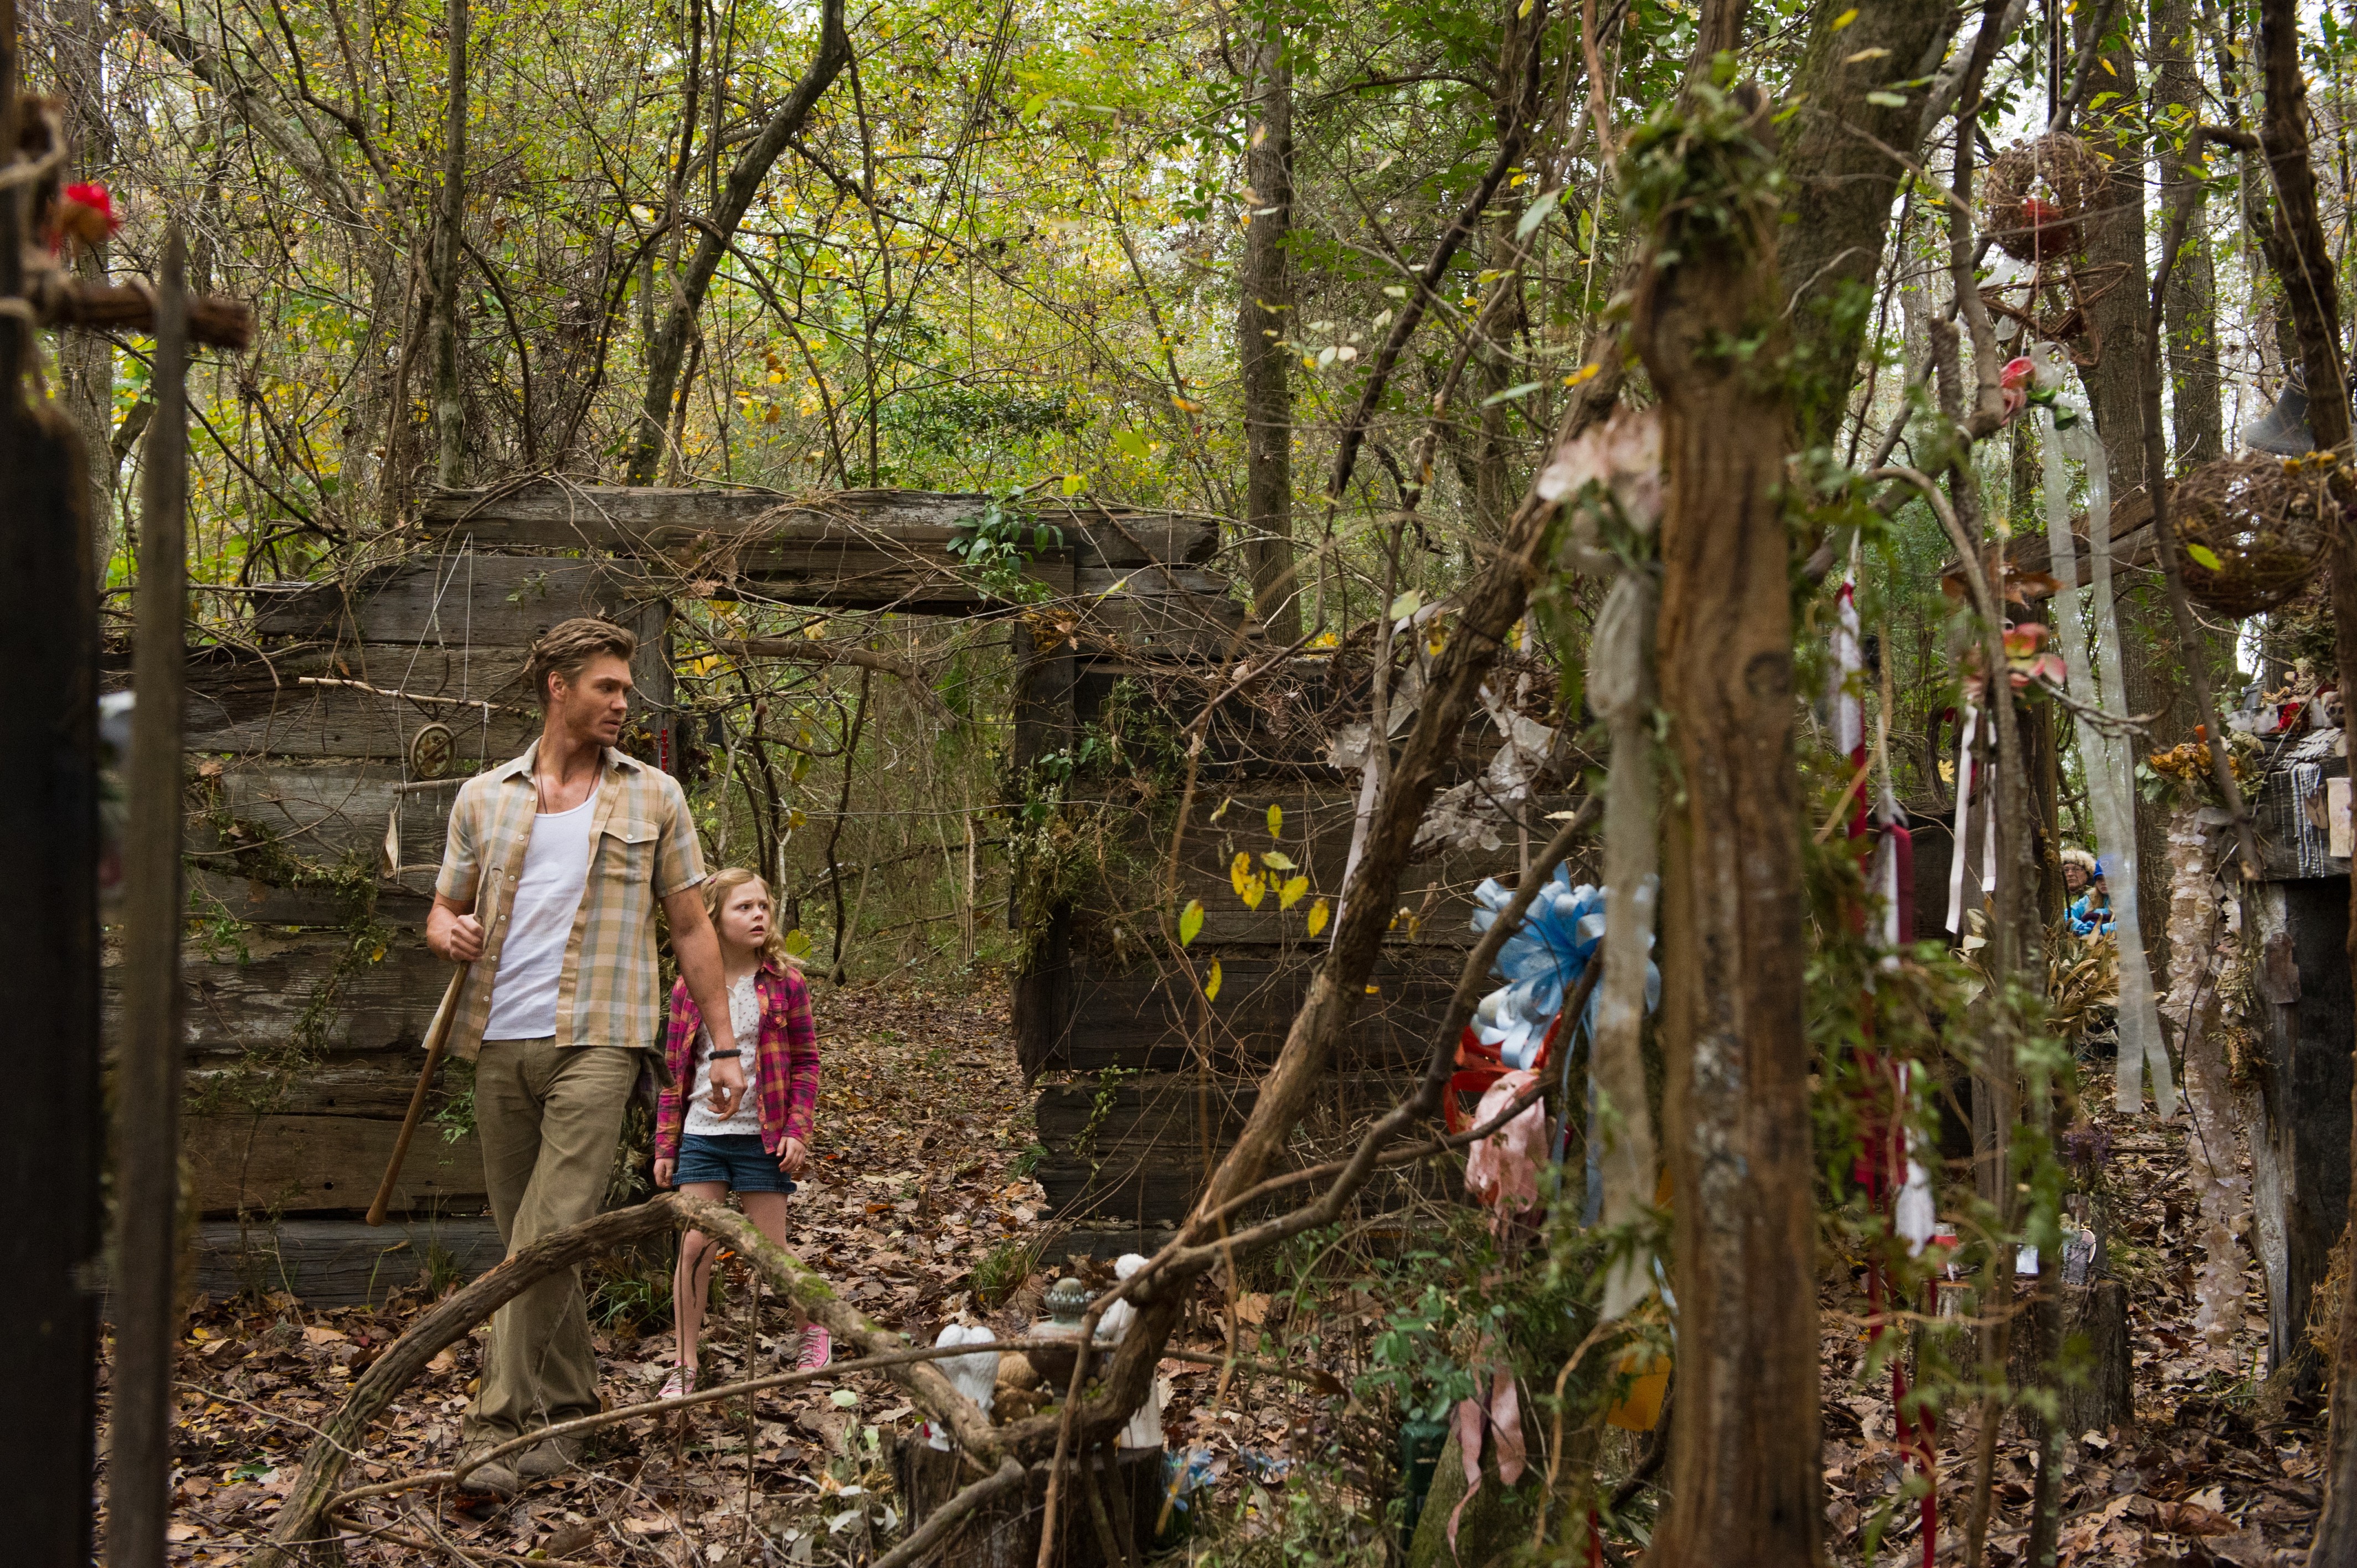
[9,0,2357,1557]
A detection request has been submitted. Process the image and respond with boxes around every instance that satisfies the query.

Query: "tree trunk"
[625,0,850,484]
[1236,20,1298,642]
[1632,86,1824,1568]
[2072,17,2181,978]
[2154,0,2224,468]
[1772,0,1953,448]
[430,0,469,487]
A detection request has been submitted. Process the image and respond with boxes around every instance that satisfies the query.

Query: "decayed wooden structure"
[2243,724,2354,1375]
[138,481,1539,1297]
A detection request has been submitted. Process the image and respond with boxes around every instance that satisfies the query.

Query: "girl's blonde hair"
[702,867,801,969]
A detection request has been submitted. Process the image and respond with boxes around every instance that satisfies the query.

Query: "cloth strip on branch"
[1587,570,1661,1318]
[2037,372,2173,1115]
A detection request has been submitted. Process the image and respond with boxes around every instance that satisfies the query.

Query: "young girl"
[653,868,826,1396]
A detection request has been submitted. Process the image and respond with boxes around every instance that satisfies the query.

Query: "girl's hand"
[653,1158,676,1189]
[778,1137,808,1176]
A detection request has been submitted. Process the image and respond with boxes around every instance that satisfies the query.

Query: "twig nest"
[1983,134,2111,262]
[2171,450,2339,617]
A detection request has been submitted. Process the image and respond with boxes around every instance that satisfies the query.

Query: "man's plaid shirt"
[435,741,706,1058]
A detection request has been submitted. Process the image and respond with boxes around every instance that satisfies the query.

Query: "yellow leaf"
[1306,898,1330,936]
[1204,960,1223,1001]
[1210,797,1233,823]
[1262,850,1297,871]
[1279,876,1309,910]
[1231,852,1254,898]
[1267,803,1283,839]
[1179,899,1205,946]
[1830,6,1858,27]
[1241,876,1266,910]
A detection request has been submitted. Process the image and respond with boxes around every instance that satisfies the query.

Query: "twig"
[334,1335,1071,1507]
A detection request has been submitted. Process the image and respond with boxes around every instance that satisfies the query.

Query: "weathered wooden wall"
[135,484,1241,1295]
[2243,726,2353,1377]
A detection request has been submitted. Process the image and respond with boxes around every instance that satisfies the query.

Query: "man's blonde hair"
[523,617,639,709]
[702,868,801,969]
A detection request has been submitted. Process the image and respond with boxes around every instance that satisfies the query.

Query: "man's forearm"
[672,924,739,1052]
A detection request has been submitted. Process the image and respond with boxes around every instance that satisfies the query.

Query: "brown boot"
[454,1443,521,1498]
[515,1436,586,1482]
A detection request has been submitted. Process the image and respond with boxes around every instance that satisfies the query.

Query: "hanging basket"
[2170,451,2339,617]
[1983,134,2112,263]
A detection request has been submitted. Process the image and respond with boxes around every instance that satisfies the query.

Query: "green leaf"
[1864,90,1909,107]
[1481,381,1545,406]
[1179,898,1205,946]
[1112,428,1155,462]
[1262,850,1297,870]
[1514,188,1561,241]
[1389,588,1423,621]
[2186,543,2224,571]
[781,928,812,959]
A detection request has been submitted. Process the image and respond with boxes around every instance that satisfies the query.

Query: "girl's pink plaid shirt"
[653,960,819,1161]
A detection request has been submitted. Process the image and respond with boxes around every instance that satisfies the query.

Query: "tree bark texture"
[1631,91,1825,1568]
[2071,17,2183,977]
[625,0,850,484]
[1772,0,1953,448]
[1237,20,1298,643]
[2153,0,2224,468]
[430,0,469,486]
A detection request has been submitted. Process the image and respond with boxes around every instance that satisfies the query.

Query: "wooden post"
[108,226,189,1568]
[0,2,106,1556]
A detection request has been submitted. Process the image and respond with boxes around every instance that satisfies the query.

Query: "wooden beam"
[418,482,1221,570]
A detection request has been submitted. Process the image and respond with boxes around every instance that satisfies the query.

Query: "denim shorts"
[675,1132,796,1195]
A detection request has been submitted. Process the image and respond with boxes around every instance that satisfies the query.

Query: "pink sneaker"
[795,1327,831,1371]
[660,1363,696,1401]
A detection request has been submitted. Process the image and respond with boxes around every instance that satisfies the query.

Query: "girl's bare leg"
[737,1189,809,1332]
[673,1182,731,1371]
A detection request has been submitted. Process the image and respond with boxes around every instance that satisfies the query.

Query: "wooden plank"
[419,483,1218,569]
[186,1112,485,1215]
[180,643,537,761]
[219,760,458,882]
[253,556,658,647]
[187,1051,463,1120]
[191,1217,505,1306]
[106,936,456,1059]
[1086,788,1544,950]
[1032,1069,1453,1227]
[189,869,431,929]
[1051,953,1464,1074]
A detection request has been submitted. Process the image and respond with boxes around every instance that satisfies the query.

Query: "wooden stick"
[108,222,189,1568]
[366,964,468,1227]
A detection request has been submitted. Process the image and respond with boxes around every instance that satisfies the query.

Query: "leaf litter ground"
[104,980,2330,1565]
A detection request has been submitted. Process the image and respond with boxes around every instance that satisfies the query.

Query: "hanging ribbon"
[1587,572,1661,1319]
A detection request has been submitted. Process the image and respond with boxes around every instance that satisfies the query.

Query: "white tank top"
[482,794,597,1040]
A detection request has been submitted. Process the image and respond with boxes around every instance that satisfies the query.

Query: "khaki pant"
[464,1038,639,1445]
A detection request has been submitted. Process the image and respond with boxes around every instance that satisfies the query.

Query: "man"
[427,616,743,1495]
